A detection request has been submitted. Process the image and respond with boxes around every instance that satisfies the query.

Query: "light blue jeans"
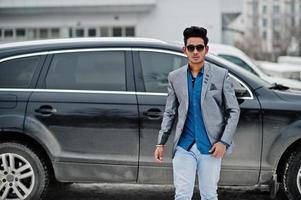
[172,143,222,200]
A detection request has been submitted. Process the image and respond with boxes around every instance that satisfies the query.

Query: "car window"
[45,51,126,91]
[229,75,252,98]
[139,51,187,93]
[0,56,41,88]
[218,54,258,76]
[207,54,271,88]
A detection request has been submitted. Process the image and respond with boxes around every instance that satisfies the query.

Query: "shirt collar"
[187,64,204,77]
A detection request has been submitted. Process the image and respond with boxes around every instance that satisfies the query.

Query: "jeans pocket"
[176,145,184,151]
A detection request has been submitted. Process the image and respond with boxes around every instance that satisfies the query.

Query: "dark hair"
[183,26,209,46]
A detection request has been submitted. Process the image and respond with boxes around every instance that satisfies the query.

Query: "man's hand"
[209,142,226,158]
[154,145,164,162]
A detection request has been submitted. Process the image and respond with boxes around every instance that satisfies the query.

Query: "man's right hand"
[154,145,164,162]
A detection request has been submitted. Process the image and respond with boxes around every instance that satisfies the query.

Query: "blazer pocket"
[207,89,220,96]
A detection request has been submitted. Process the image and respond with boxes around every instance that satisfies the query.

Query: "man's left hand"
[209,142,226,158]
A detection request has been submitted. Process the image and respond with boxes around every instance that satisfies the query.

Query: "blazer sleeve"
[220,71,241,146]
[157,73,178,145]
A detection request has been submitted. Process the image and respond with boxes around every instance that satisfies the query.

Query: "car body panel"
[0,38,301,190]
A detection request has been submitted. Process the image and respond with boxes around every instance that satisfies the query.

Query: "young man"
[154,26,240,200]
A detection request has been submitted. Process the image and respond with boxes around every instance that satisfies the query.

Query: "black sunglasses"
[186,44,205,52]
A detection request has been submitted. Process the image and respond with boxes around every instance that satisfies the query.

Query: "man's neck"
[188,62,204,74]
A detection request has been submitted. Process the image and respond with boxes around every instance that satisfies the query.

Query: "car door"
[0,55,45,132]
[25,49,139,183]
[133,49,187,184]
[134,49,262,186]
[219,73,262,186]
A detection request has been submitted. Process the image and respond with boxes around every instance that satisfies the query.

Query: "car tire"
[283,148,301,200]
[0,142,50,200]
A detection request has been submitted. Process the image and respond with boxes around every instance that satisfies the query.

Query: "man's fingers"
[156,155,163,162]
[209,146,216,153]
[214,151,221,158]
[213,149,224,158]
[154,149,163,162]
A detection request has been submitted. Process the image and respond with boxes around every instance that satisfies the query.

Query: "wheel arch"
[0,130,55,181]
[276,138,301,183]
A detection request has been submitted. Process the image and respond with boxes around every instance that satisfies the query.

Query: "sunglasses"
[186,44,205,52]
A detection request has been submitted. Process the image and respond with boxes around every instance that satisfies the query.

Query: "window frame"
[0,54,46,89]
[36,48,134,92]
[133,48,253,100]
[0,48,253,100]
[135,49,187,94]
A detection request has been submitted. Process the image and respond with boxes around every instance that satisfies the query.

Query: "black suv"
[0,38,301,200]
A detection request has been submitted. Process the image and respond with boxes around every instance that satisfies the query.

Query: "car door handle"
[35,105,57,115]
[143,108,163,120]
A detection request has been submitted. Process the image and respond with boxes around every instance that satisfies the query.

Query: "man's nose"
[193,48,199,54]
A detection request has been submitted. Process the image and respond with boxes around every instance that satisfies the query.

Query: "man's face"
[183,37,208,65]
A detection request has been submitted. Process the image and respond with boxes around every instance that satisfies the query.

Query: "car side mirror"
[235,88,248,98]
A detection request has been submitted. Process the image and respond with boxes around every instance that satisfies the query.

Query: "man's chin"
[190,60,203,64]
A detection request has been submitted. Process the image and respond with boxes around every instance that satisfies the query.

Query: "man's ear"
[205,45,209,54]
[182,46,187,55]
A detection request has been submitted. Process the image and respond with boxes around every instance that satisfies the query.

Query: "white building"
[221,0,244,45]
[240,0,301,59]
[0,0,223,44]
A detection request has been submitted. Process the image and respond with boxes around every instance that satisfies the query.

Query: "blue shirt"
[177,66,212,154]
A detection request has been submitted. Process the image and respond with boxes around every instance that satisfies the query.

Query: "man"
[154,26,240,200]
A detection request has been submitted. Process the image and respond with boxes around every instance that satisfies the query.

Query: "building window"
[16,29,26,38]
[262,5,267,14]
[4,29,13,38]
[273,5,280,13]
[273,31,280,40]
[26,29,37,40]
[113,27,122,37]
[100,27,109,37]
[273,18,280,26]
[50,28,60,38]
[262,31,267,40]
[69,28,73,37]
[75,28,84,37]
[125,27,135,37]
[0,27,61,41]
[40,29,48,39]
[0,26,136,41]
[88,28,96,37]
[262,18,267,27]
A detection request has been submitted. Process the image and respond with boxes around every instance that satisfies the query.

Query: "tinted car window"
[139,51,187,93]
[218,54,258,76]
[45,51,126,91]
[229,75,252,98]
[0,56,40,88]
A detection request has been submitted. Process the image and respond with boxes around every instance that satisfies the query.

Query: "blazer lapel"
[201,62,211,105]
[178,64,189,112]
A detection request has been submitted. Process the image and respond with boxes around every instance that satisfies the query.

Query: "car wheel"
[283,148,301,200]
[0,142,50,200]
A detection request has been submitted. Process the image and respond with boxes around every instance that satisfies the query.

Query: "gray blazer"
[157,61,240,158]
